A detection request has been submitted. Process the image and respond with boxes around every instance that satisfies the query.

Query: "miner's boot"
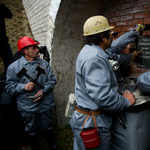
[30,134,39,150]
[45,131,62,150]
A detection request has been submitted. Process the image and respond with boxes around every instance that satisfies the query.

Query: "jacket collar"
[20,56,40,65]
[91,44,109,58]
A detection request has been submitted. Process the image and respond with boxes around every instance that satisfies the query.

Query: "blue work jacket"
[70,44,130,129]
[5,56,56,113]
[137,71,150,93]
[106,30,138,57]
[106,30,138,79]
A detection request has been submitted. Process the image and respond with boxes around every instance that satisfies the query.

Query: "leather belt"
[75,106,103,116]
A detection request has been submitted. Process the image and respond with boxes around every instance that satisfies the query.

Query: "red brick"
[118,32,126,37]
[115,0,127,5]
[134,12,149,19]
[121,2,134,10]
[130,42,137,49]
[127,0,135,2]
[143,31,150,36]
[106,5,120,13]
[131,65,142,73]
[129,6,143,14]
[135,0,150,6]
[110,0,127,7]
[122,26,135,31]
[128,67,134,74]
[116,9,128,16]
[121,48,129,53]
[107,12,116,18]
[109,17,120,22]
[126,43,131,49]
[144,18,150,24]
[143,5,150,11]
[121,14,133,21]
[133,73,143,77]
[129,19,143,25]
[104,13,108,18]
[127,73,135,78]
[109,22,116,27]
[142,68,150,73]
[116,21,128,26]
[112,27,122,32]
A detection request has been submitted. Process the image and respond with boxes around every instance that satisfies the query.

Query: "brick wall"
[104,0,150,77]
[22,0,61,62]
[22,0,51,46]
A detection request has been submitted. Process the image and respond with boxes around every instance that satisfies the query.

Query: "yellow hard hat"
[83,15,115,36]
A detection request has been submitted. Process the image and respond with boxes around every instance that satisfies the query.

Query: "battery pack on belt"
[75,106,103,149]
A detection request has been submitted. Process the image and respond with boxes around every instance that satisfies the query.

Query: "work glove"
[135,24,145,35]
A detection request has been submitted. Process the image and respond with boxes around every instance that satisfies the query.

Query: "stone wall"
[0,0,33,74]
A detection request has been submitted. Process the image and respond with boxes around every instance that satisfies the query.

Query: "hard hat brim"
[83,26,115,36]
[19,43,40,52]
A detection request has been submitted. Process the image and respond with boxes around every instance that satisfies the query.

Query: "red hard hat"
[17,36,40,52]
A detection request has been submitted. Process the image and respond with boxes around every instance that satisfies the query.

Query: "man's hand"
[33,91,43,102]
[123,90,136,106]
[132,50,142,59]
[25,82,35,91]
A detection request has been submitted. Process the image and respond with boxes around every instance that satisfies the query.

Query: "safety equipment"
[83,15,115,36]
[135,24,145,35]
[75,106,102,148]
[80,115,100,149]
[17,36,40,52]
[109,59,120,70]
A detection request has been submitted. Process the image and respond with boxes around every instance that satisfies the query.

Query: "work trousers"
[20,109,53,136]
[0,103,19,149]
